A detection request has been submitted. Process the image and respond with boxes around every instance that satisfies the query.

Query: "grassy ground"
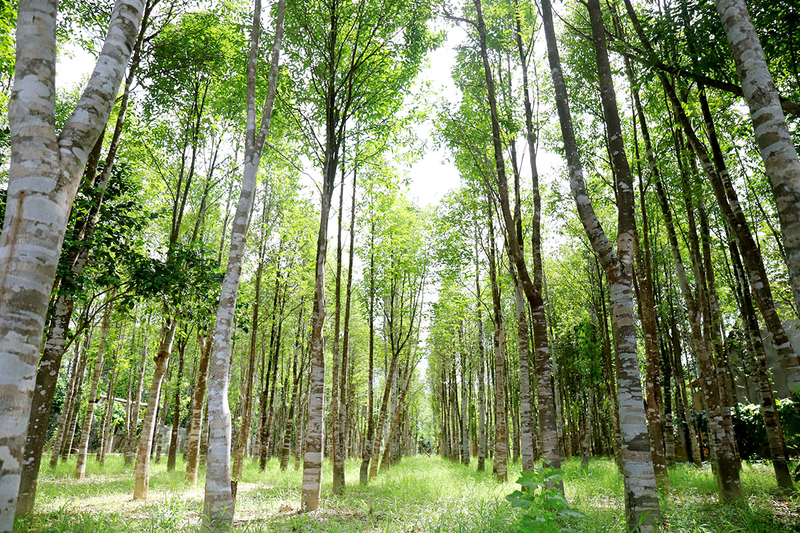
[14,454,799,532]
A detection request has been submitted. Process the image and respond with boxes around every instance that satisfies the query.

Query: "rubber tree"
[201,0,286,528]
[0,0,144,527]
[539,0,661,528]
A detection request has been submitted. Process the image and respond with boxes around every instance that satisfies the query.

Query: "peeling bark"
[728,234,793,488]
[628,64,670,488]
[0,0,145,524]
[715,0,800,317]
[202,0,285,527]
[539,0,661,527]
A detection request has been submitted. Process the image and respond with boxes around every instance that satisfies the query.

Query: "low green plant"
[505,468,585,532]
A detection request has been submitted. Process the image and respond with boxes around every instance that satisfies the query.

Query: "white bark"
[202,0,285,529]
[539,0,661,527]
[715,0,800,318]
[0,0,144,527]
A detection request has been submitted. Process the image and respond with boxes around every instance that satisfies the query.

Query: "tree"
[714,0,800,319]
[0,0,145,527]
[283,0,436,509]
[538,0,661,528]
[202,0,286,527]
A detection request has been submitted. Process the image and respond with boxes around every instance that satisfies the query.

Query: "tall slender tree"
[539,0,661,528]
[714,0,800,318]
[202,0,286,527]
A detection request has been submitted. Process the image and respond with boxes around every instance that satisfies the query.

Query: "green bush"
[506,468,585,532]
[732,399,800,459]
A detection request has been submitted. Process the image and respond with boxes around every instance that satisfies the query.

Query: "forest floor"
[13,454,799,532]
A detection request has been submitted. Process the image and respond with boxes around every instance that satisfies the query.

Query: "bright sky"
[404,25,465,208]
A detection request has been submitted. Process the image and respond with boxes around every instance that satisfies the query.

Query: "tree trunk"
[510,266,535,472]
[654,161,741,501]
[186,334,211,483]
[627,65,670,488]
[263,298,284,462]
[486,209,509,483]
[368,347,402,481]
[259,258,282,469]
[233,235,267,479]
[123,344,136,460]
[50,331,90,470]
[154,367,171,463]
[728,234,794,488]
[380,356,415,471]
[330,159,346,494]
[714,0,800,315]
[60,334,93,464]
[475,238,487,472]
[98,356,118,464]
[448,362,459,461]
[667,306,702,466]
[202,1,284,527]
[75,304,112,479]
[512,1,555,474]
[133,320,175,500]
[540,0,661,527]
[301,125,341,510]
[280,305,304,471]
[0,0,145,524]
[580,394,591,469]
[337,168,358,482]
[127,327,149,466]
[166,339,186,471]
[459,325,470,466]
[360,227,376,484]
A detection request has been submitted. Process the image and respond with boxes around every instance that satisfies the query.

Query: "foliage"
[0,0,14,84]
[127,241,223,318]
[733,399,800,459]
[506,468,585,533]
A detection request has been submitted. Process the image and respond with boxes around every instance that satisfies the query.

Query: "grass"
[14,454,799,532]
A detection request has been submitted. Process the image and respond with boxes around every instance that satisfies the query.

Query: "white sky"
[404,26,464,208]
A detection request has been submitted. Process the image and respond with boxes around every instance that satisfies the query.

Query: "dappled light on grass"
[14,455,797,532]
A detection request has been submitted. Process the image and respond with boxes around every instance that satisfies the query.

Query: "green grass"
[14,454,798,532]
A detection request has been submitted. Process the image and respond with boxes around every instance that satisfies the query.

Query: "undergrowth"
[13,454,798,532]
